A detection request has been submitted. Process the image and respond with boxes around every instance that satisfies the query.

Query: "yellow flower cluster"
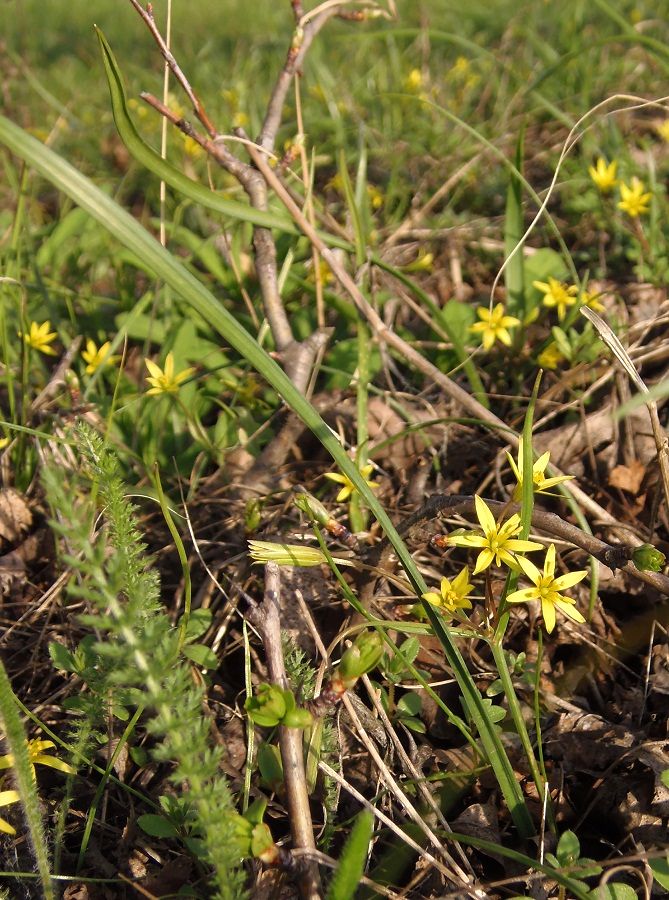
[532,278,604,322]
[422,494,587,634]
[589,157,652,217]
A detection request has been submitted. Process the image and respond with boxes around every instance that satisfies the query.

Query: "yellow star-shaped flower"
[21,321,58,355]
[470,303,520,351]
[505,544,587,633]
[0,738,75,781]
[81,339,120,375]
[536,342,564,370]
[324,464,379,503]
[532,277,579,321]
[506,449,574,502]
[447,495,543,574]
[0,790,20,835]
[580,289,605,313]
[422,566,474,618]
[618,177,652,217]
[656,120,669,143]
[588,157,618,193]
[145,352,195,395]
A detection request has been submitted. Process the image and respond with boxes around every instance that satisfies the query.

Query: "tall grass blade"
[504,129,526,321]
[0,112,534,837]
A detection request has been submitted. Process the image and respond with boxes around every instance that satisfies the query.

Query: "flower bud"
[632,543,666,572]
[294,490,330,526]
[245,683,287,727]
[248,540,327,567]
[338,631,383,686]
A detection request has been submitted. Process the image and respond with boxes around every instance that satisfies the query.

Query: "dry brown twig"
[582,306,669,519]
[397,495,669,596]
[129,0,389,394]
[128,0,396,497]
[245,562,321,900]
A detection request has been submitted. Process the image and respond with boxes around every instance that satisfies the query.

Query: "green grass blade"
[0,112,533,838]
[589,0,669,70]
[324,810,373,900]
[0,659,54,900]
[96,28,295,234]
[337,148,366,266]
[504,129,526,321]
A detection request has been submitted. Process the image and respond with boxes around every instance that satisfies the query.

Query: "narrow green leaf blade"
[325,810,373,900]
[0,111,533,838]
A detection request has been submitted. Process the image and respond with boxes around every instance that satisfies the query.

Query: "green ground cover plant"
[1,0,669,897]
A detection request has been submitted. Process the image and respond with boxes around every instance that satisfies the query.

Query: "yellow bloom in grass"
[588,157,618,193]
[580,288,605,313]
[537,342,564,370]
[506,544,587,634]
[422,566,474,617]
[367,184,384,210]
[618,177,652,217]
[0,790,20,835]
[81,339,120,375]
[145,352,195,396]
[448,495,543,575]
[470,304,520,351]
[325,464,379,503]
[656,120,669,143]
[533,277,579,321]
[506,449,574,502]
[181,134,203,158]
[0,738,75,780]
[21,321,58,355]
[404,68,424,91]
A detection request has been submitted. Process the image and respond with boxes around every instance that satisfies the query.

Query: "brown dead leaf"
[609,459,646,494]
[140,856,193,895]
[451,800,503,864]
[545,711,635,771]
[0,488,32,545]
[63,886,91,900]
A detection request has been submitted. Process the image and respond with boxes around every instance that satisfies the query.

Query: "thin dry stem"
[242,137,654,545]
[247,563,321,900]
[257,3,346,152]
[341,692,480,895]
[361,673,477,883]
[318,759,475,886]
[128,0,217,136]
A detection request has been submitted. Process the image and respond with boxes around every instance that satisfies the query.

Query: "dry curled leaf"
[609,459,646,494]
[0,488,32,545]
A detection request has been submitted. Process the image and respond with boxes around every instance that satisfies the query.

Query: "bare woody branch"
[246,563,321,900]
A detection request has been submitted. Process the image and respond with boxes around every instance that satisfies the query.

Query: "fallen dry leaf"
[0,488,32,545]
[609,459,646,493]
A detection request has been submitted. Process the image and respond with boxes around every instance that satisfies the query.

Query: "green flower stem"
[242,621,254,813]
[0,658,54,900]
[76,706,144,874]
[489,635,550,830]
[313,527,479,754]
[534,630,548,785]
[153,462,191,651]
